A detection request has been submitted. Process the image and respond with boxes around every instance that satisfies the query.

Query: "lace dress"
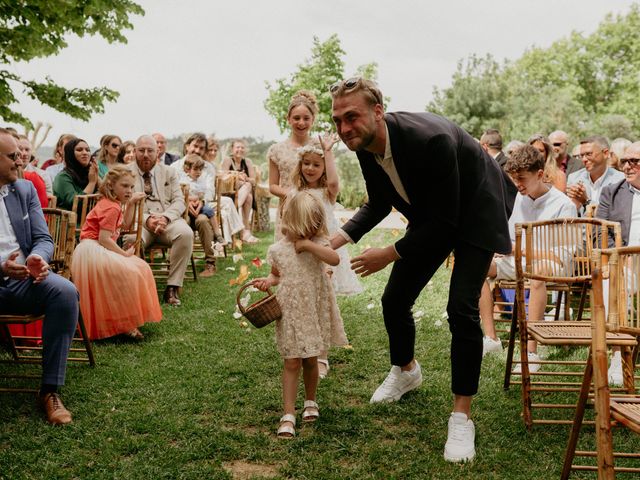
[267,238,348,359]
[307,188,364,296]
[267,139,319,241]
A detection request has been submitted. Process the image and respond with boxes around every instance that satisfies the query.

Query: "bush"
[336,150,367,209]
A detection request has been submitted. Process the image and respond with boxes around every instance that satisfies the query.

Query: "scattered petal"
[245,286,258,293]
[217,310,224,314]
[414,310,424,319]
[366,303,376,310]
[232,254,244,263]
[240,321,248,328]
[434,319,443,327]
[343,344,354,350]
[441,311,448,318]
[232,312,243,319]
[391,229,399,237]
[237,265,250,284]
[225,267,236,271]
[251,257,263,267]
[111,406,116,412]
[229,278,238,286]
[239,293,250,308]
[234,239,243,251]
[427,280,433,287]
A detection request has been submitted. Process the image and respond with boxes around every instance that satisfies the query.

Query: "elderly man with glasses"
[566,135,624,214]
[0,127,79,424]
[549,130,583,175]
[128,135,193,306]
[329,77,515,462]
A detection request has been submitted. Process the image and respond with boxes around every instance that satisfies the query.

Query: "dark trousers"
[381,232,493,396]
[0,272,79,386]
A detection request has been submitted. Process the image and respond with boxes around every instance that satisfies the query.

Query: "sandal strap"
[280,413,296,426]
[317,359,329,367]
[303,400,318,410]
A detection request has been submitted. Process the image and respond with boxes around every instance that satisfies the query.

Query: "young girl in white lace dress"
[292,135,364,298]
[253,191,348,438]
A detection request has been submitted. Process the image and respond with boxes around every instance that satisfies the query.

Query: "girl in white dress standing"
[253,191,348,438]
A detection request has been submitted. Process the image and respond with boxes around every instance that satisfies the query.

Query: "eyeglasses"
[620,157,640,168]
[329,77,383,105]
[0,151,19,162]
[111,143,121,148]
[578,151,597,159]
[552,142,565,147]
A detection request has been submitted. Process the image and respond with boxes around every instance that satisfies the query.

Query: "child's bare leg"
[302,356,319,401]
[527,279,547,353]
[282,358,302,416]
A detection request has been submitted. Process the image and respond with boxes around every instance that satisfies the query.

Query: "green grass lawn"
[1,228,638,479]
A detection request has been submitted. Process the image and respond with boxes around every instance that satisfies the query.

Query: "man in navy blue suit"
[0,128,79,424]
[330,78,514,462]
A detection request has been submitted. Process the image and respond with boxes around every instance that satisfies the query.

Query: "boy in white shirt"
[479,144,578,368]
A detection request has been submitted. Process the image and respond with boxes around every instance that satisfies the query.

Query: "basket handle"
[236,281,272,315]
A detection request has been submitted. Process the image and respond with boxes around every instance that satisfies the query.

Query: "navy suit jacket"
[0,180,53,287]
[342,112,515,258]
[597,179,633,247]
[163,152,180,166]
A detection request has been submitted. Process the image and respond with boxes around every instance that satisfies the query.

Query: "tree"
[264,34,379,133]
[0,0,144,128]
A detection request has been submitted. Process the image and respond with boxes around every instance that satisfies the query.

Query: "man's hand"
[146,215,169,234]
[1,251,29,280]
[351,246,400,277]
[566,183,588,208]
[25,254,49,284]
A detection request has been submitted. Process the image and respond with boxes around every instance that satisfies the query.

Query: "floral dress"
[267,238,348,359]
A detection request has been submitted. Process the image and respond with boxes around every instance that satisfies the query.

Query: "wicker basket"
[236,282,282,328]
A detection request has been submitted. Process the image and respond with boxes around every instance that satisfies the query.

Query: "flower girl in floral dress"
[253,191,348,438]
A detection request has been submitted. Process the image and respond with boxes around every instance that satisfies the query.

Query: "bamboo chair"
[0,208,95,393]
[215,172,241,253]
[46,195,57,208]
[562,246,640,478]
[506,218,623,429]
[119,197,145,257]
[71,193,100,229]
[144,184,198,285]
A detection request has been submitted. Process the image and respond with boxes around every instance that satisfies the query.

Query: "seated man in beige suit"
[129,135,193,306]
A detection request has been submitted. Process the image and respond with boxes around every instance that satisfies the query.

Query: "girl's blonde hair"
[281,190,328,239]
[99,165,135,201]
[291,144,327,191]
[287,89,318,118]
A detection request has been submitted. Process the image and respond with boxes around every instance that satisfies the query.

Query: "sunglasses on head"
[329,77,383,105]
[620,157,640,167]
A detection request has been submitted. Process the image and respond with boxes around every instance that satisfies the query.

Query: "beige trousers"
[141,218,194,287]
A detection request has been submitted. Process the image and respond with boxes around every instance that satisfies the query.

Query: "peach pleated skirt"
[71,239,162,340]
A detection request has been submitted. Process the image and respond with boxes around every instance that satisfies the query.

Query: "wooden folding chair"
[46,195,57,208]
[562,246,640,478]
[144,184,198,285]
[506,218,622,428]
[0,208,95,393]
[71,193,100,229]
[119,197,144,257]
[215,172,241,252]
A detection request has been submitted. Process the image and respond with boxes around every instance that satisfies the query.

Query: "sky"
[8,0,639,148]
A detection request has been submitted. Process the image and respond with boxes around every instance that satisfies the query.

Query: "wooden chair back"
[118,198,144,257]
[180,183,190,221]
[71,193,100,229]
[585,203,597,219]
[42,208,77,279]
[215,172,240,208]
[46,195,57,208]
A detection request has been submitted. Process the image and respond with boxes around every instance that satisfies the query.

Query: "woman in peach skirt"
[71,165,162,340]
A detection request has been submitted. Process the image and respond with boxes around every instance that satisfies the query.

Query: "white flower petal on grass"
[240,321,248,328]
[414,310,424,318]
[217,310,224,314]
[239,294,251,308]
[232,254,243,263]
[434,319,443,327]
[232,311,243,319]
[441,311,448,318]
[245,286,258,293]
[225,267,236,271]
[366,303,376,310]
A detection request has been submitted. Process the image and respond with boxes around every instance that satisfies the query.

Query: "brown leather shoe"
[38,392,72,425]
[200,263,216,278]
[163,286,181,306]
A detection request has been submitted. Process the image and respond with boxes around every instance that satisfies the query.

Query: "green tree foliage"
[428,3,640,143]
[0,0,144,128]
[264,34,379,133]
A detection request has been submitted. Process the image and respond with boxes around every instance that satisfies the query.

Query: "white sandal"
[277,413,296,438]
[318,359,330,379]
[301,400,320,423]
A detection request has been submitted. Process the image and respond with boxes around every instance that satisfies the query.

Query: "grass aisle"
[1,228,634,479]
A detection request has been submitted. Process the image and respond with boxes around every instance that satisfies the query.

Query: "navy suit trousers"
[0,272,79,386]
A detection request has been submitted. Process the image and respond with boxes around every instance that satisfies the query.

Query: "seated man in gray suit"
[0,128,79,425]
[129,135,193,306]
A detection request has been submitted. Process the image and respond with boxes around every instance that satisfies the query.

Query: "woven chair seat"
[528,322,637,346]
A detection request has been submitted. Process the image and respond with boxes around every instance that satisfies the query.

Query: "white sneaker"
[369,362,423,403]
[482,336,503,357]
[444,412,475,462]
[608,356,623,386]
[513,352,541,374]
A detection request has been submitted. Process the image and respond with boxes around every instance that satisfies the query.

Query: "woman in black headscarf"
[53,137,100,210]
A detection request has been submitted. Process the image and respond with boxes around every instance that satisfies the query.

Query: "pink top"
[80,198,122,242]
